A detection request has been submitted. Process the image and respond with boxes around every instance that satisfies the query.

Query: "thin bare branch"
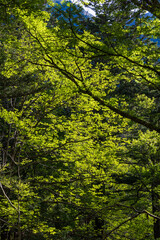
[0,182,19,212]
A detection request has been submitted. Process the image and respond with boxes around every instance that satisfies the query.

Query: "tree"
[1,0,160,239]
[0,5,123,239]
[17,0,160,132]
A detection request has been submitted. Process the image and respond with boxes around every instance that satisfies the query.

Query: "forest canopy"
[0,0,160,239]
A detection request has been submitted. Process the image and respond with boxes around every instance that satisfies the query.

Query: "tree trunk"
[152,182,160,239]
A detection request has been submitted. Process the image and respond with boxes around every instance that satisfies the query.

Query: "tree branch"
[0,182,19,212]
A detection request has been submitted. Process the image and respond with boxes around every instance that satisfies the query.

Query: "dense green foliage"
[0,0,160,239]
